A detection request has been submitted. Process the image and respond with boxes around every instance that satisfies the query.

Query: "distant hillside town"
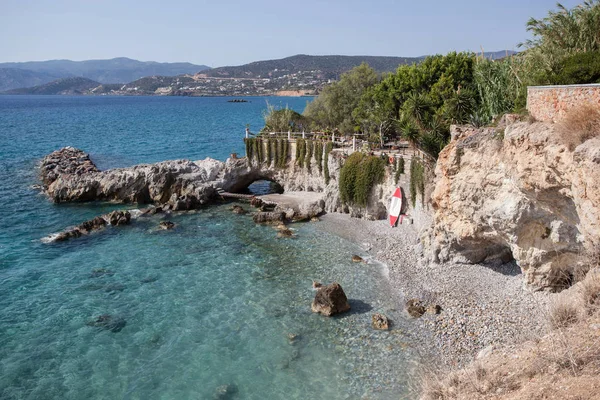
[0,52,516,96]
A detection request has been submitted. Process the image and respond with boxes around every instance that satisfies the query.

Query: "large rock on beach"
[311,282,351,316]
[372,313,390,330]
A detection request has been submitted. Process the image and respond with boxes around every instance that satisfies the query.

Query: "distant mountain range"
[1,51,518,96]
[202,54,423,80]
[0,57,210,91]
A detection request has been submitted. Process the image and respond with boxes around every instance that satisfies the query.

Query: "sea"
[0,95,416,400]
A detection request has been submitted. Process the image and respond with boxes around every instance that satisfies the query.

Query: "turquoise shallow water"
[0,96,415,399]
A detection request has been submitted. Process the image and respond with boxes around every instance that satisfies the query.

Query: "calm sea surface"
[0,96,415,399]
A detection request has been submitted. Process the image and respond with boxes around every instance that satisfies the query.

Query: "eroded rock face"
[311,282,351,316]
[427,122,600,291]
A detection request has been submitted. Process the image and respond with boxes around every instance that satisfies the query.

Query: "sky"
[0,0,584,67]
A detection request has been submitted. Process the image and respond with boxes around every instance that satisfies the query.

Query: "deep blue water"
[0,96,414,399]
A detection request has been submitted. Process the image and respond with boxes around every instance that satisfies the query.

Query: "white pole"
[245,128,249,139]
[352,136,356,152]
[302,130,305,139]
[288,130,291,140]
[332,133,335,143]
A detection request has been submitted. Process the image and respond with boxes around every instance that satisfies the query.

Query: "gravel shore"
[317,213,550,367]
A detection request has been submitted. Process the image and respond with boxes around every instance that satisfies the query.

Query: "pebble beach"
[317,213,550,367]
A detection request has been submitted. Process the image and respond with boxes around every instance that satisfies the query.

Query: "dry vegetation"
[557,104,600,150]
[416,268,600,400]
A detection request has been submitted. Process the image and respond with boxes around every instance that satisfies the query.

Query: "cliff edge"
[424,118,600,291]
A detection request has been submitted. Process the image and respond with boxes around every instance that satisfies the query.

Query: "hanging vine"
[244,138,253,165]
[339,153,385,207]
[296,139,306,167]
[409,158,425,207]
[305,139,313,172]
[314,141,323,174]
[394,157,405,184]
[324,141,333,184]
[281,139,289,168]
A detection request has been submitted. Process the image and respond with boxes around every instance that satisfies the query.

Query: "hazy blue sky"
[0,0,582,66]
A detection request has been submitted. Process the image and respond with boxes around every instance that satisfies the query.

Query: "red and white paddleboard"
[389,187,403,227]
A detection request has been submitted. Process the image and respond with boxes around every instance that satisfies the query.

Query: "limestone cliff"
[425,121,600,291]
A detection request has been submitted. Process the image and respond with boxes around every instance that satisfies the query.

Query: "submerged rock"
[107,210,131,226]
[352,255,364,263]
[231,205,247,215]
[140,276,159,283]
[253,211,285,224]
[159,221,175,230]
[213,383,238,400]
[90,268,114,278]
[277,228,294,238]
[250,197,263,208]
[86,314,127,333]
[44,209,131,242]
[372,313,390,330]
[311,282,351,317]
[405,299,426,318]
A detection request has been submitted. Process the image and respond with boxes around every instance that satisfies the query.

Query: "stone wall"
[527,84,600,122]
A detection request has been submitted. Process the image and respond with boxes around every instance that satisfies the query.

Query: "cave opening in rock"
[243,179,284,196]
[482,246,521,277]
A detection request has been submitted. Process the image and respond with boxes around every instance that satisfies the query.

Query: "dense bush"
[262,103,309,133]
[304,63,379,132]
[339,153,386,207]
[552,52,600,84]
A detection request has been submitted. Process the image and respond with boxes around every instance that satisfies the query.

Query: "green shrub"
[552,52,600,85]
[339,152,386,207]
[409,158,425,207]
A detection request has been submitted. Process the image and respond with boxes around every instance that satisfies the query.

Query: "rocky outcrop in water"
[40,147,223,208]
[311,282,351,316]
[425,121,600,291]
[48,210,131,242]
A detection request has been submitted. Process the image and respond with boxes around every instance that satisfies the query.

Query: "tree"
[261,102,308,133]
[304,63,379,132]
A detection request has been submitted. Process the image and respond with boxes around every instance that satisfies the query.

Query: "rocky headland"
[38,117,600,380]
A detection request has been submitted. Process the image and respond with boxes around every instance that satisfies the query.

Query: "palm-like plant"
[519,1,600,76]
[401,91,432,129]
